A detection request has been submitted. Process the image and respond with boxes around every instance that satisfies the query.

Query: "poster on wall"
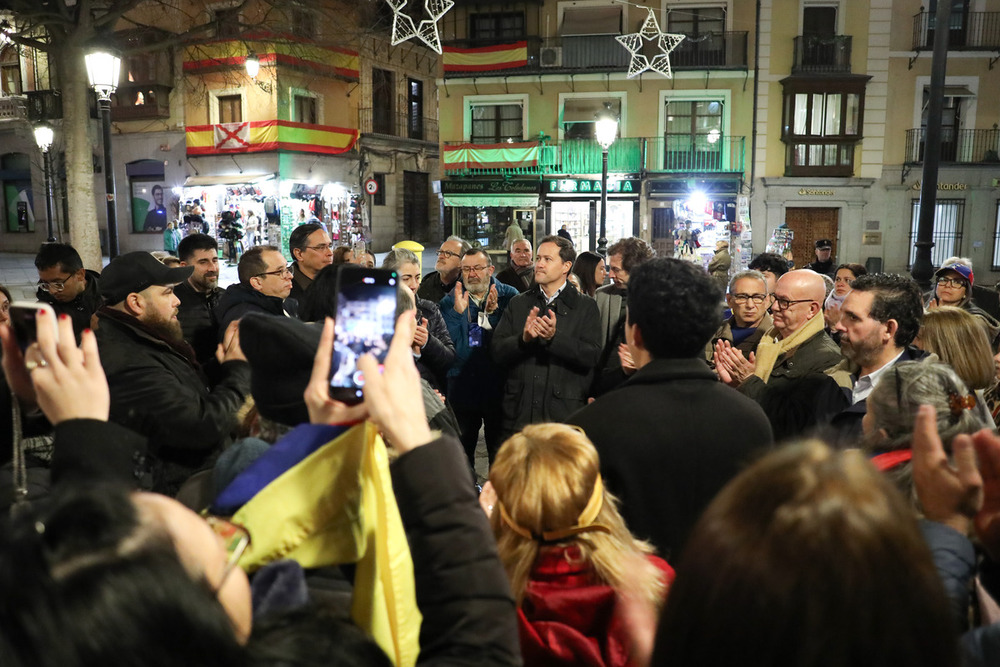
[131,180,169,233]
[5,182,35,233]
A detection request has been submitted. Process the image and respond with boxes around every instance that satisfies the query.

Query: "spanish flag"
[443,41,528,73]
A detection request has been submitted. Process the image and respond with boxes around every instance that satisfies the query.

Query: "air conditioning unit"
[540,46,563,68]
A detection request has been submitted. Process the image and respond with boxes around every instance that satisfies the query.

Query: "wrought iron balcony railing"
[912,11,1000,50]
[442,135,745,176]
[359,108,439,143]
[792,35,852,73]
[904,128,1000,164]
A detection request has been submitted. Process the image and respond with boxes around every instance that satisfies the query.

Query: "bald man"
[714,269,842,439]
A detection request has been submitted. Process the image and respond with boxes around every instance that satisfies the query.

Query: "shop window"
[663,99,724,170]
[372,68,395,135]
[561,98,621,141]
[781,77,867,176]
[408,79,423,140]
[471,103,523,143]
[1,47,21,96]
[373,173,386,206]
[213,6,242,38]
[469,12,525,43]
[294,95,317,124]
[909,198,964,268]
[218,94,242,124]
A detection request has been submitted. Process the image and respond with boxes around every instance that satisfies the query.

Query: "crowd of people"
[3,226,1000,666]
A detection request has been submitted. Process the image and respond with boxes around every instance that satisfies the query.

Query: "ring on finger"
[25,358,49,372]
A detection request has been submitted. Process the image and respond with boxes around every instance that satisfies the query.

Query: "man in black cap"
[95,251,250,495]
[804,239,835,278]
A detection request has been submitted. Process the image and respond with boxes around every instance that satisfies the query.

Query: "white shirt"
[541,281,567,306]
[851,349,906,405]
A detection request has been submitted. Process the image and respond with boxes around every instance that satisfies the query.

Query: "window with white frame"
[470,103,523,143]
[909,198,965,268]
[663,98,724,170]
[561,97,621,141]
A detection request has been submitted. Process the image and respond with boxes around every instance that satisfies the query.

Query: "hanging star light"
[387,0,454,54]
[616,8,685,78]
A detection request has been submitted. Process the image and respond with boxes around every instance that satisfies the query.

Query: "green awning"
[443,194,539,208]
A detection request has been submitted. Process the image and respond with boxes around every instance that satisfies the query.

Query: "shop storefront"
[442,178,541,260]
[647,177,743,270]
[543,177,640,253]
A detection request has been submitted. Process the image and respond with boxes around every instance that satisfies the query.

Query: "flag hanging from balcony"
[443,142,540,171]
[443,42,528,73]
[215,122,251,151]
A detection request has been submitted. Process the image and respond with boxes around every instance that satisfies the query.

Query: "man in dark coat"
[494,239,534,293]
[94,251,250,494]
[492,235,601,438]
[705,269,772,366]
[287,223,333,303]
[174,233,223,366]
[568,258,773,562]
[34,242,102,341]
[804,238,836,278]
[215,245,298,336]
[416,236,468,304]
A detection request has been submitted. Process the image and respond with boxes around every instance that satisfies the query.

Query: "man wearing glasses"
[34,243,102,340]
[287,223,333,302]
[705,270,772,366]
[417,236,469,304]
[715,269,841,438]
[216,245,298,336]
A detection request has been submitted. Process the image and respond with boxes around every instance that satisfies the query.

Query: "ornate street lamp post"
[33,122,56,242]
[594,108,619,257]
[85,46,122,258]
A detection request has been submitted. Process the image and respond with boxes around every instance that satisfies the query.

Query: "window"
[781,77,867,176]
[292,8,317,39]
[213,6,242,38]
[408,79,423,140]
[373,173,386,206]
[909,199,965,268]
[471,103,523,143]
[664,99,723,170]
[294,95,317,124]
[372,68,395,135]
[218,94,242,123]
[125,54,155,84]
[0,47,21,96]
[562,98,622,140]
[470,12,525,42]
[668,7,726,67]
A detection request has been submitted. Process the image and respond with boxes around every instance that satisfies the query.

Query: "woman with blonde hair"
[485,423,673,667]
[916,306,999,426]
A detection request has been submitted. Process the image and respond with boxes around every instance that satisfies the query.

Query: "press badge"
[468,323,484,347]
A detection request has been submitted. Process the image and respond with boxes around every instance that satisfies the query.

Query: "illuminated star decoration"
[615,8,685,78]
[386,0,454,54]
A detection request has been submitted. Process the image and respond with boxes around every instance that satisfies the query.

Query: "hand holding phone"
[9,302,58,353]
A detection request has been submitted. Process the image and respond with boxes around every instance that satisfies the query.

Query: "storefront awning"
[560,6,622,36]
[183,173,275,187]
[443,194,539,208]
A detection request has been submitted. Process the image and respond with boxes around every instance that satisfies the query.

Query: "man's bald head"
[769,270,826,339]
[779,269,827,303]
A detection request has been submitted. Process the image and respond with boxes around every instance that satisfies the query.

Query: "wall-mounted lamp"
[245,53,272,94]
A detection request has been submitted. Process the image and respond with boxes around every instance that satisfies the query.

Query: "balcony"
[358,108,439,144]
[186,120,359,156]
[904,128,1000,164]
[912,11,1000,50]
[441,31,747,78]
[0,95,27,121]
[442,135,745,176]
[112,85,172,122]
[792,35,852,74]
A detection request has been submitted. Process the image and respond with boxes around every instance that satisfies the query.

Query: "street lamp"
[244,52,272,93]
[594,107,619,257]
[85,45,122,258]
[33,123,56,242]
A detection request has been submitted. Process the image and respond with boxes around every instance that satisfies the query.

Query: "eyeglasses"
[256,266,292,279]
[437,249,461,259]
[731,293,768,305]
[205,516,251,585]
[306,243,333,253]
[769,294,816,311]
[461,265,490,274]
[37,277,73,293]
[936,277,966,288]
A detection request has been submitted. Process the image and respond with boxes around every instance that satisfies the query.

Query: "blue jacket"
[439,277,517,405]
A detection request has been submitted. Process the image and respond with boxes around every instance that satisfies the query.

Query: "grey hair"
[382,248,419,272]
[446,235,472,255]
[727,270,768,295]
[821,273,835,299]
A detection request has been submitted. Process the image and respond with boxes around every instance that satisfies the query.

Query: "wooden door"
[784,207,839,267]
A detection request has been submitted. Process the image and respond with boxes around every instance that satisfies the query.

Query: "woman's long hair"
[572,252,604,297]
[489,423,665,606]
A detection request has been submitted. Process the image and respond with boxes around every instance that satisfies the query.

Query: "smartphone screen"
[329,267,398,404]
[9,303,56,353]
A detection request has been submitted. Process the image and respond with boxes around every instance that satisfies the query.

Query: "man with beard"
[440,248,518,468]
[96,252,250,494]
[417,236,469,304]
[495,239,534,293]
[818,273,925,444]
[174,234,223,366]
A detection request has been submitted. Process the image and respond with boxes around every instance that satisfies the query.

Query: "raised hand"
[303,318,369,426]
[617,342,636,375]
[217,319,247,363]
[30,313,110,424]
[522,306,540,343]
[413,318,429,349]
[453,282,469,314]
[485,284,498,314]
[533,310,557,341]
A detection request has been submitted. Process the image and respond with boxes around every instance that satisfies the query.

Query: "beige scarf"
[752,311,826,383]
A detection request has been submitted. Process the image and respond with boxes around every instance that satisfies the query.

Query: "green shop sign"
[546,178,640,194]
